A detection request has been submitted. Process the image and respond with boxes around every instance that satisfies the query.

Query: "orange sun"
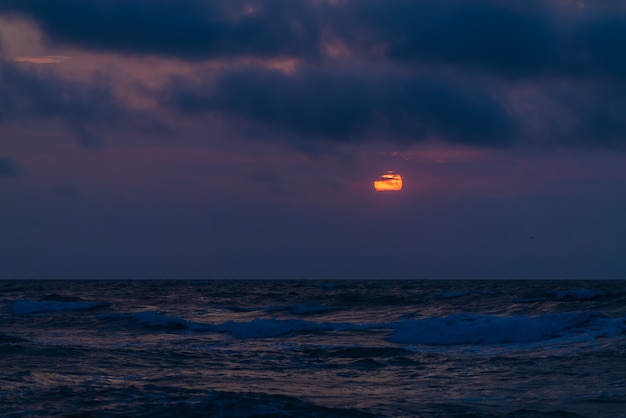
[374,171,403,192]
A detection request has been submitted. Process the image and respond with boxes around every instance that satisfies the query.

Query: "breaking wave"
[389,312,625,345]
[100,311,379,338]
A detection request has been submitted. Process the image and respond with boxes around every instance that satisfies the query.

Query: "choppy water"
[1,280,625,417]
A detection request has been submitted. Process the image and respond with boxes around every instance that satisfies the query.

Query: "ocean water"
[1,280,625,418]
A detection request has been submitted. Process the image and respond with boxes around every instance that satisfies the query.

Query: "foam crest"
[389,312,608,345]
[8,299,110,315]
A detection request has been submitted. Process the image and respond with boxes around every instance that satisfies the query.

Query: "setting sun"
[374,171,403,192]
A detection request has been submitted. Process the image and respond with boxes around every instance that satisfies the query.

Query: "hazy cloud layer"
[0,157,19,176]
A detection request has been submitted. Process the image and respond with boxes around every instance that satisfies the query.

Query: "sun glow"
[374,171,403,192]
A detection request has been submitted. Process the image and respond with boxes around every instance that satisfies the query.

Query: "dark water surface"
[1,280,625,417]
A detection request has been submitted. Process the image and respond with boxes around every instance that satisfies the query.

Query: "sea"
[1,280,625,418]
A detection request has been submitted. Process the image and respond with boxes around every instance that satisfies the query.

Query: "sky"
[1,0,626,279]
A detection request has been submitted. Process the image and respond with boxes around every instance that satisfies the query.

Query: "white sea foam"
[555,288,605,300]
[389,312,608,345]
[8,299,110,314]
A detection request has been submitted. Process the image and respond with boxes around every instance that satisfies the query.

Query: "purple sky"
[1,0,625,279]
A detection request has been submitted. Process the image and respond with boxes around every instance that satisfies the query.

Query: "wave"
[314,282,337,289]
[265,303,336,315]
[167,391,375,417]
[213,318,359,338]
[8,299,110,314]
[514,297,549,303]
[219,305,261,313]
[100,311,211,332]
[389,312,624,345]
[555,288,605,300]
[99,311,382,338]
[314,346,414,358]
[93,306,626,346]
[43,390,375,418]
[0,333,28,343]
[440,291,468,299]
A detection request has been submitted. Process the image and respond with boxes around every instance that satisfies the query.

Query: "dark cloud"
[3,1,626,151]
[4,0,626,81]
[0,157,19,176]
[503,78,626,150]
[0,59,163,146]
[324,0,626,80]
[324,0,561,78]
[573,15,626,79]
[161,64,626,150]
[0,0,322,60]
[162,66,517,147]
[555,84,626,149]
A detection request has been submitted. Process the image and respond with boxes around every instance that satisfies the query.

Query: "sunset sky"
[1,0,625,279]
